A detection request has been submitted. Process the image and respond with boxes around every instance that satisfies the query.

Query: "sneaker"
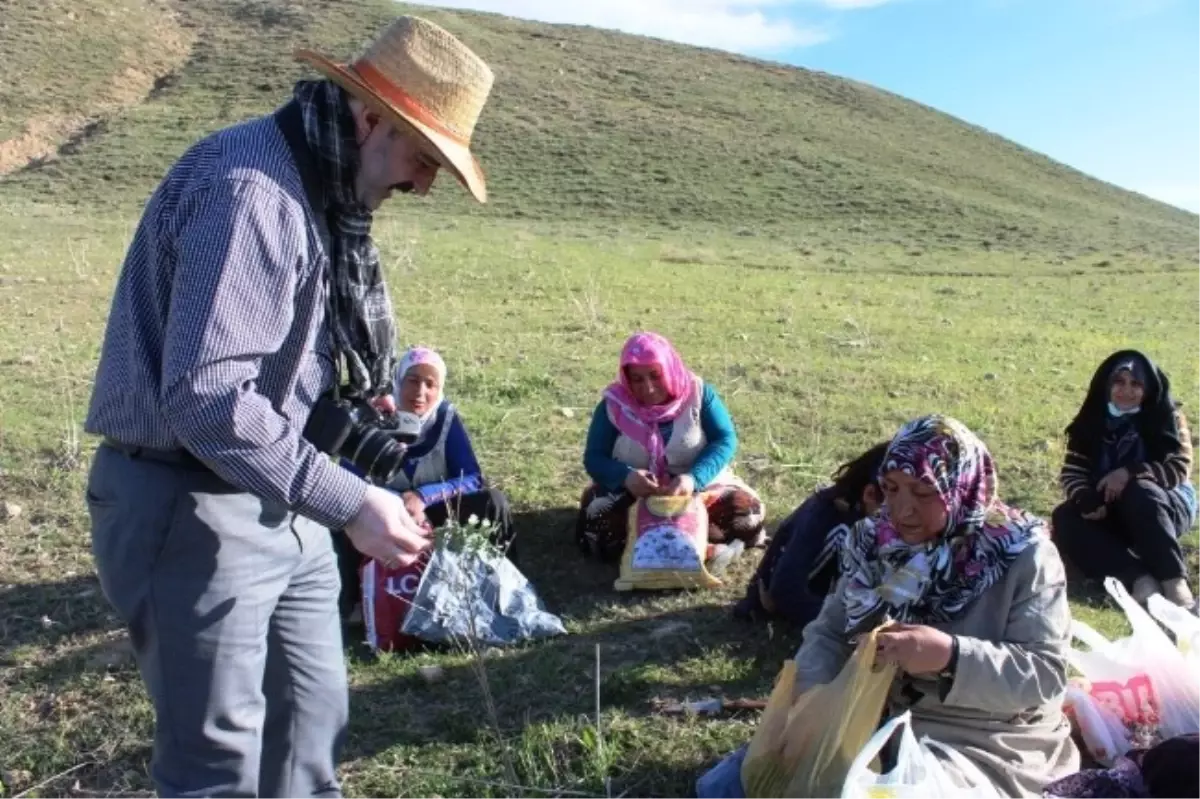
[1131,574,1161,604]
[1161,578,1196,609]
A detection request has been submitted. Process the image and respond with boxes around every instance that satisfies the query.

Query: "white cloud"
[408,0,866,54]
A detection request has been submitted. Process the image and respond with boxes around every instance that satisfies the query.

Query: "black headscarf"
[1065,349,1181,476]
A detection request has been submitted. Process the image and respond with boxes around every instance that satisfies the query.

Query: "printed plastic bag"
[615,493,723,591]
[400,542,566,647]
[1066,577,1199,745]
[841,711,1002,799]
[361,554,429,653]
[741,625,897,798]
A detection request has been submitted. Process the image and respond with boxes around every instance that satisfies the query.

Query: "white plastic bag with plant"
[400,514,567,647]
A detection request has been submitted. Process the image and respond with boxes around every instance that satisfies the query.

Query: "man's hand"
[344,485,431,568]
[1097,468,1132,504]
[401,490,427,526]
[662,474,696,496]
[1082,506,1108,521]
[874,623,955,676]
[624,469,660,498]
[369,395,397,414]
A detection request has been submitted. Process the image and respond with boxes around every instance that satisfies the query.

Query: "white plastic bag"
[399,544,566,647]
[840,711,1001,799]
[1148,593,1200,664]
[1066,577,1199,742]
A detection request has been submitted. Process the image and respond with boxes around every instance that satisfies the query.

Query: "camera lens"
[342,425,407,483]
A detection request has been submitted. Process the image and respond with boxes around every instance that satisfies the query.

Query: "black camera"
[303,392,424,484]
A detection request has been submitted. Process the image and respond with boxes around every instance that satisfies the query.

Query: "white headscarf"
[394,347,447,425]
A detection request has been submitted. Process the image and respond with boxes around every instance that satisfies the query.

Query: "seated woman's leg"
[575,485,634,561]
[705,486,766,547]
[1112,478,1188,584]
[1050,501,1143,586]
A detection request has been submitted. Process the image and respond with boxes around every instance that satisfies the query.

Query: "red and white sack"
[361,553,430,653]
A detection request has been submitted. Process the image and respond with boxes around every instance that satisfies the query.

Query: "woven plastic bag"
[841,711,1002,799]
[614,493,723,591]
[741,625,897,798]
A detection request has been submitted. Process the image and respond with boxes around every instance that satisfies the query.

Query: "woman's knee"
[1117,477,1166,513]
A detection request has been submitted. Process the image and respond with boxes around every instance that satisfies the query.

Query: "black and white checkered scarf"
[294,80,396,395]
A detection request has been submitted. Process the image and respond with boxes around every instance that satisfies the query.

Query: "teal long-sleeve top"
[583,382,737,493]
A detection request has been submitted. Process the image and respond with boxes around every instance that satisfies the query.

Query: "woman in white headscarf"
[382,347,511,538]
[335,347,513,620]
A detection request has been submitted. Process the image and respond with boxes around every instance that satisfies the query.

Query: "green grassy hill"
[2,0,1196,259]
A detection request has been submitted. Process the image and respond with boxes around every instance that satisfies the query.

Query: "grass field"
[1,0,1198,795]
[1,203,1196,797]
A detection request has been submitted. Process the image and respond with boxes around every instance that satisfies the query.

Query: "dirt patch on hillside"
[0,6,194,176]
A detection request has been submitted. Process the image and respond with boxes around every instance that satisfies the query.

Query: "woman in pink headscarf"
[577,332,765,561]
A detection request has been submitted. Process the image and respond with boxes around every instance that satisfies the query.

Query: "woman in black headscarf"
[1052,350,1197,609]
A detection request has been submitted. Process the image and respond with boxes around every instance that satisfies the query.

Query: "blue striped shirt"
[84,110,367,530]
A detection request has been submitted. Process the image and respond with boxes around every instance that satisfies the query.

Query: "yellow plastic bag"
[614,493,723,591]
[742,625,898,798]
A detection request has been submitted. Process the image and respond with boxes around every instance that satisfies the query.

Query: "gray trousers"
[87,444,349,798]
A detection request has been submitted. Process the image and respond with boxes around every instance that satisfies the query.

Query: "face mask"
[1108,401,1141,417]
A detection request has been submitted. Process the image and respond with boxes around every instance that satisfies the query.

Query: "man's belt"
[102,439,210,472]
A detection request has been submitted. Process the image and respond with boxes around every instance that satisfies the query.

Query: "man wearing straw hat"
[83,16,494,797]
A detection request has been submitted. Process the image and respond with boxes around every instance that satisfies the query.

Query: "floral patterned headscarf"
[841,415,1046,632]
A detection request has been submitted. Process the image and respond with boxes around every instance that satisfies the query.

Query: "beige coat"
[794,537,1080,797]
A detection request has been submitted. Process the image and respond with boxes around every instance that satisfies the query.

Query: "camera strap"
[275,99,344,402]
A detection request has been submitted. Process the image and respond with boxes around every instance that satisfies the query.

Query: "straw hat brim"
[294,49,487,203]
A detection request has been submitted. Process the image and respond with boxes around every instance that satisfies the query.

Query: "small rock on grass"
[417,665,445,685]
[2,501,22,522]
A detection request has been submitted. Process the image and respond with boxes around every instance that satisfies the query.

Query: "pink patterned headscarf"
[602,332,702,481]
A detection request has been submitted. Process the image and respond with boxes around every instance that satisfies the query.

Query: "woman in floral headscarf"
[791,415,1078,797]
[576,332,765,562]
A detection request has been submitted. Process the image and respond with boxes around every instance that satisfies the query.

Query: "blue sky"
[418,0,1199,212]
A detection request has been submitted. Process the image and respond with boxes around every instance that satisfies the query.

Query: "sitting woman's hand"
[1097,468,1132,503]
[624,469,661,498]
[874,623,955,676]
[663,474,696,496]
[401,491,427,526]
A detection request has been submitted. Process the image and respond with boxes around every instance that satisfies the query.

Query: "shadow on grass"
[0,573,118,665]
[6,505,786,797]
[341,505,793,764]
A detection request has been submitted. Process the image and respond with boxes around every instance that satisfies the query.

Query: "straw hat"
[295,16,495,203]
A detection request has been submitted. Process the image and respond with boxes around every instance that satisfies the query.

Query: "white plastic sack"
[1066,577,1199,742]
[840,711,1001,799]
[400,544,566,647]
[1148,593,1200,664]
